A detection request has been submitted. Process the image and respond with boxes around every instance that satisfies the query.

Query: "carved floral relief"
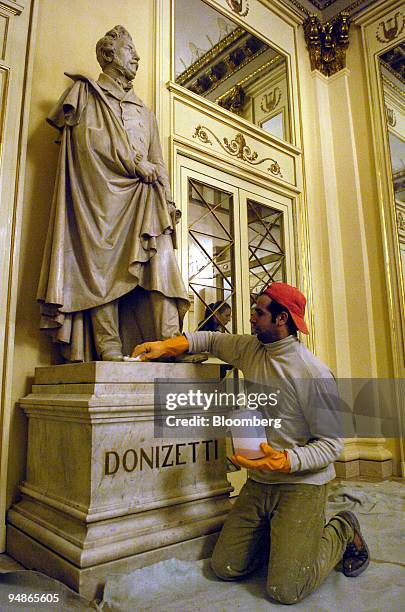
[193,125,282,177]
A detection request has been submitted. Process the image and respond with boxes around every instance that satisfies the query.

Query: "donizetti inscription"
[104,440,220,475]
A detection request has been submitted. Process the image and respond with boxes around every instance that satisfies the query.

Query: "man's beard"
[256,330,272,343]
[113,59,135,86]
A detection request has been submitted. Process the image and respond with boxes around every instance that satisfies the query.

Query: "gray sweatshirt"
[185,332,343,486]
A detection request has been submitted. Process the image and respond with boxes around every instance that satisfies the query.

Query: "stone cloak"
[37,75,189,361]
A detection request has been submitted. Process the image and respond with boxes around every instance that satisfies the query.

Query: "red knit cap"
[263,282,309,334]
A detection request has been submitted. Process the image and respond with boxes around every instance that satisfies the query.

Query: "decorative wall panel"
[173,96,297,186]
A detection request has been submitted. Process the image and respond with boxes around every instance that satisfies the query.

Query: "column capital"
[304,12,351,77]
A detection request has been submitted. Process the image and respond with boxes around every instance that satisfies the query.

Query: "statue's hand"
[136,160,158,183]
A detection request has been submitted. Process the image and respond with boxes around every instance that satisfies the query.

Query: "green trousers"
[211,479,353,605]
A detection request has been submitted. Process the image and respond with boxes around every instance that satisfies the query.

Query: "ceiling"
[281,0,376,22]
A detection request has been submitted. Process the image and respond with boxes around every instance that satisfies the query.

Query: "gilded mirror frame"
[357,0,405,473]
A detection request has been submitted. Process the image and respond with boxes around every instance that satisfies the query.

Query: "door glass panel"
[188,178,235,332]
[247,199,286,307]
[174,0,291,143]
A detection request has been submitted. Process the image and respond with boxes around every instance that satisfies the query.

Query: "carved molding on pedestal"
[303,12,351,77]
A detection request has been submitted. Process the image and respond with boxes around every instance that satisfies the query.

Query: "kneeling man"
[132,282,369,604]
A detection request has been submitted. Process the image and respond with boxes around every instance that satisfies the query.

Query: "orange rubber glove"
[232,443,291,473]
[131,336,189,361]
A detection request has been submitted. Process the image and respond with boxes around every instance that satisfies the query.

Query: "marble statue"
[37,26,189,361]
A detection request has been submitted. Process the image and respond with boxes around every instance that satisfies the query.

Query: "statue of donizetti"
[37,26,189,361]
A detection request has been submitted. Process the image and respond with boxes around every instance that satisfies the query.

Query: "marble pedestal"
[7,362,232,600]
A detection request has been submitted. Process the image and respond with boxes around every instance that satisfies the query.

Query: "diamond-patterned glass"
[247,200,286,306]
[188,179,235,332]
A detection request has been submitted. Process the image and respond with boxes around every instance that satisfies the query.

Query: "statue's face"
[111,37,140,81]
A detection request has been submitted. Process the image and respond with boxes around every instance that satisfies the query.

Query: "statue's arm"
[148,112,173,203]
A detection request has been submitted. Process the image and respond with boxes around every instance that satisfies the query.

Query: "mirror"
[379,44,405,293]
[174,0,291,143]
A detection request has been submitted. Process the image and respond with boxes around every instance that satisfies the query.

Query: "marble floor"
[0,477,405,612]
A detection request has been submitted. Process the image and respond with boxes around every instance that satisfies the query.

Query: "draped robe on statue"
[37,74,189,361]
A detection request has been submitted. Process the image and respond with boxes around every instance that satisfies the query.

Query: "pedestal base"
[7,362,232,598]
[7,525,218,601]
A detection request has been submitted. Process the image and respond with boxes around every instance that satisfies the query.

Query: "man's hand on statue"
[232,443,291,473]
[131,336,190,360]
[136,160,158,183]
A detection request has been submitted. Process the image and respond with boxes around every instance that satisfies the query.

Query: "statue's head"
[96,25,139,81]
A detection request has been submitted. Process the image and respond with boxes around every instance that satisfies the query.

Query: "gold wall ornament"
[260,87,282,114]
[385,105,397,127]
[303,12,351,77]
[376,12,405,44]
[226,0,249,17]
[192,125,282,177]
[179,30,268,98]
[218,85,247,114]
[193,125,213,145]
[397,210,405,233]
[177,28,244,87]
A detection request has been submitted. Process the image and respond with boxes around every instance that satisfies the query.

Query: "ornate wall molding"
[218,85,246,113]
[192,125,282,176]
[376,11,404,44]
[304,12,351,77]
[226,0,249,18]
[385,105,397,127]
[397,210,405,233]
[282,0,374,22]
[176,28,269,98]
[260,87,281,114]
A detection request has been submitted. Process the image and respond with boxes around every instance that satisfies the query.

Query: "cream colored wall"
[344,27,393,377]
[298,21,401,473]
[346,29,401,473]
[7,0,155,509]
[298,25,395,376]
